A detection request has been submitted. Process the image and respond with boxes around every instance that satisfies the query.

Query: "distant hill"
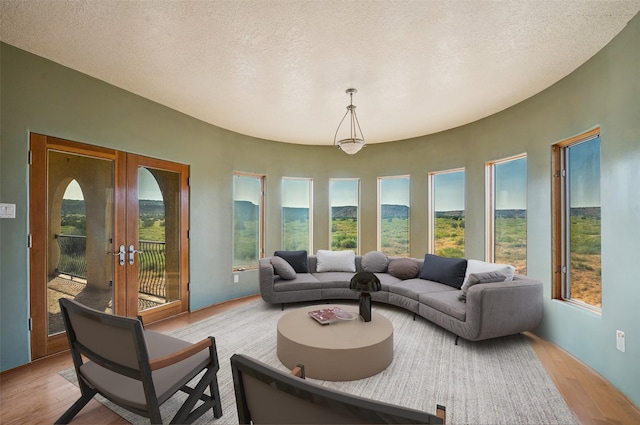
[235,200,259,221]
[332,205,358,219]
[282,207,309,221]
[495,209,526,219]
[381,204,409,219]
[139,200,164,215]
[61,199,85,215]
[570,206,600,219]
[62,199,165,216]
[330,205,410,220]
[435,210,464,219]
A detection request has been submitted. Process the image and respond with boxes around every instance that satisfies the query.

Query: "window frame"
[329,178,360,254]
[551,127,601,313]
[281,177,313,253]
[485,154,527,271]
[428,168,465,257]
[377,175,411,256]
[232,171,265,271]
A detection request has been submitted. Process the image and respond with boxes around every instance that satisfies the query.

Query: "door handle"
[129,244,143,265]
[110,244,126,266]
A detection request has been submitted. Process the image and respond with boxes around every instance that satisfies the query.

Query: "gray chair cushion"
[80,330,210,410]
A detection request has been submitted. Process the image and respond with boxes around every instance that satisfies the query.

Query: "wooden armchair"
[56,298,222,424]
[231,354,446,424]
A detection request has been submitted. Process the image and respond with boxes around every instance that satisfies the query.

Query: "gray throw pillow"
[362,251,389,273]
[458,271,508,302]
[271,256,297,280]
[388,258,420,280]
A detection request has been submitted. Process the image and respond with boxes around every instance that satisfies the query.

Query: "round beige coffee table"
[277,304,393,381]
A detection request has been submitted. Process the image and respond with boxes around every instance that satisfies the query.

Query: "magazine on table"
[308,307,356,324]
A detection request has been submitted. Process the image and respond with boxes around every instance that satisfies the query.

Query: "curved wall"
[1,14,638,405]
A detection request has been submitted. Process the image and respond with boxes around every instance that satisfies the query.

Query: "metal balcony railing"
[55,235,166,299]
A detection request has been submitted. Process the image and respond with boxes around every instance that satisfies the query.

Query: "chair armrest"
[149,337,213,371]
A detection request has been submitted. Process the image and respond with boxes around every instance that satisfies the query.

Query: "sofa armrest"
[258,258,277,303]
[465,276,543,340]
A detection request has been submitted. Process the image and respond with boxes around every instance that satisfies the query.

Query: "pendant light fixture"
[333,88,365,155]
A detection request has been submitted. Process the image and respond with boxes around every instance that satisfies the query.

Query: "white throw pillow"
[316,249,356,272]
[462,259,515,286]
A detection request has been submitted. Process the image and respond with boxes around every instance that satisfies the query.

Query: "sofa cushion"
[462,259,515,286]
[419,254,468,289]
[313,272,357,288]
[388,278,455,300]
[458,271,508,302]
[387,258,420,279]
[361,251,389,273]
[374,273,402,290]
[274,250,309,273]
[420,291,467,322]
[271,256,296,280]
[316,250,356,272]
[273,274,322,291]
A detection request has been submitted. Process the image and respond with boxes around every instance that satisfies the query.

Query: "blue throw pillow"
[419,254,468,289]
[274,250,309,273]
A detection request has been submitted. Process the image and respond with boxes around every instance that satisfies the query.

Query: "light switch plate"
[616,330,625,352]
[0,203,16,218]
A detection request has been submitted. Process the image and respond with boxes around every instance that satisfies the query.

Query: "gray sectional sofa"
[258,251,543,342]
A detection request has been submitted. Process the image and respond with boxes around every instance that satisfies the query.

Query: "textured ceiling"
[1,1,639,145]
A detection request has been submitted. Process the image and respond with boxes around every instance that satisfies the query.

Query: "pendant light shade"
[334,88,366,155]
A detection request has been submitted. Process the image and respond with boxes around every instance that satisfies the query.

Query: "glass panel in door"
[47,150,115,336]
[137,166,181,312]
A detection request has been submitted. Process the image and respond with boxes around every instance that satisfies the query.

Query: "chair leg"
[210,374,223,418]
[170,367,222,424]
[55,390,97,424]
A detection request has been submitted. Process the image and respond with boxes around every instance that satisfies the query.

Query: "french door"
[29,134,190,359]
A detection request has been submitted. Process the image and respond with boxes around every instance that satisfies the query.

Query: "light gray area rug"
[60,300,578,424]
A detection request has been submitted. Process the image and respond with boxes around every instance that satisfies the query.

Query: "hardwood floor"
[1,295,639,425]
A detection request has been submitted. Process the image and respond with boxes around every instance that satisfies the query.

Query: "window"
[429,169,465,258]
[486,155,527,273]
[329,179,359,253]
[552,129,601,310]
[282,177,313,252]
[233,172,265,270]
[378,176,410,256]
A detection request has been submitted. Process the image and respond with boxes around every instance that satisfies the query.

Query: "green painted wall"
[1,13,638,406]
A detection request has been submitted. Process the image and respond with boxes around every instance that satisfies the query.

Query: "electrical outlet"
[616,330,625,352]
[233,274,239,284]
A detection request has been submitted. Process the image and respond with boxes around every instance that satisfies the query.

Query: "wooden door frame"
[29,133,126,359]
[126,154,190,324]
[29,134,190,359]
